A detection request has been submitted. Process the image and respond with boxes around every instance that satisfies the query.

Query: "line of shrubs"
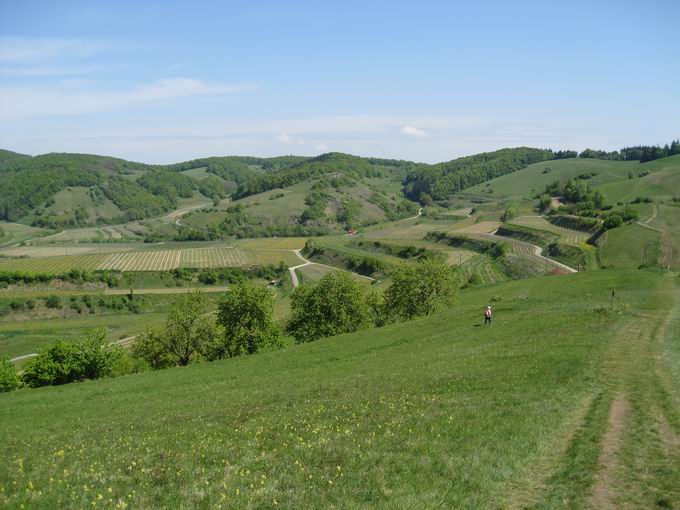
[425,231,509,258]
[0,258,458,392]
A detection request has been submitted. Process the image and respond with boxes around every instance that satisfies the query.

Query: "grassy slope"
[599,223,661,269]
[464,155,680,203]
[2,270,679,508]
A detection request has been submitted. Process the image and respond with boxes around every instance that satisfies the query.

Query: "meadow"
[1,270,678,508]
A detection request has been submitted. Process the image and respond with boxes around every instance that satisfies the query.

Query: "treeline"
[233,153,399,198]
[0,258,458,391]
[403,147,554,203]
[578,139,680,163]
[0,153,227,223]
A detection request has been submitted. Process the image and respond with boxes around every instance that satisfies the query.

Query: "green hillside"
[1,270,679,508]
[464,154,680,203]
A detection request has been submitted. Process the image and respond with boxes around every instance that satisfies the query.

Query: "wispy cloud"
[401,125,428,138]
[0,63,130,77]
[275,133,306,145]
[0,37,113,63]
[0,78,255,119]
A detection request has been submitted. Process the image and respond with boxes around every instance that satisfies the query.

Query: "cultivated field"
[509,216,590,244]
[0,247,301,273]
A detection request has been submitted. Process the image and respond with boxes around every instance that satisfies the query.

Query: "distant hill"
[2,143,676,235]
[463,153,680,204]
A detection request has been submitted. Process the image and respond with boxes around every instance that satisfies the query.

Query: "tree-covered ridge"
[579,138,680,162]
[403,147,555,202]
[233,152,399,198]
[0,153,229,223]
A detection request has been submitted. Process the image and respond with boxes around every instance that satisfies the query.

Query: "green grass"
[1,270,680,508]
[600,223,661,269]
[464,155,680,205]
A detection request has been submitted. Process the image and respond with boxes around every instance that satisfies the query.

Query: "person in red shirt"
[484,306,492,325]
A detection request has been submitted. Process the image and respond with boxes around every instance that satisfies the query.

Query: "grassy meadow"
[1,270,679,508]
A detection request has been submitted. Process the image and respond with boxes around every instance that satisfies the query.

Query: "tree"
[131,328,176,370]
[132,291,220,367]
[0,358,20,392]
[213,282,281,359]
[163,292,219,366]
[22,329,125,388]
[384,257,457,321]
[539,194,552,212]
[603,214,623,230]
[286,272,370,343]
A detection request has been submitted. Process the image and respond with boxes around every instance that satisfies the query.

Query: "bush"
[45,295,62,309]
[131,292,220,367]
[384,257,457,321]
[21,329,126,388]
[213,282,281,358]
[603,214,623,230]
[0,358,20,392]
[286,272,370,343]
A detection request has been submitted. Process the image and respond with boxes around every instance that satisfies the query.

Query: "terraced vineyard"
[509,216,589,243]
[0,248,300,273]
[458,254,507,284]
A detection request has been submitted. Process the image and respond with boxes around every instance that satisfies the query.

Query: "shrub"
[132,292,220,367]
[45,295,62,309]
[0,358,20,392]
[286,272,370,343]
[21,329,126,388]
[603,214,623,230]
[384,257,457,321]
[213,282,281,358]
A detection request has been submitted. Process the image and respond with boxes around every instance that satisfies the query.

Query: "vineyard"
[0,247,300,274]
[508,216,589,244]
[458,254,507,285]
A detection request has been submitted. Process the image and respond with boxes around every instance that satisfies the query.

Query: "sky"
[0,0,678,164]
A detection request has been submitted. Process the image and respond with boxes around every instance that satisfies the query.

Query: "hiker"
[484,306,492,325]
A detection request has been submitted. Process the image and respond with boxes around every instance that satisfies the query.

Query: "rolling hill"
[1,269,679,508]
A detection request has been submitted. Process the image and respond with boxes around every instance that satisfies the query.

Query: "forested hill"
[1,140,675,228]
[0,153,310,226]
[402,147,554,202]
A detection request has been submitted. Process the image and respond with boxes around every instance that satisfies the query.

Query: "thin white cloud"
[401,125,428,138]
[0,78,255,119]
[0,63,130,77]
[0,37,113,63]
[275,133,306,145]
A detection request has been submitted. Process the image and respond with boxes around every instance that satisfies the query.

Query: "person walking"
[484,306,492,325]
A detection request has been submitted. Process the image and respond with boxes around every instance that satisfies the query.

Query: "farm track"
[289,250,375,288]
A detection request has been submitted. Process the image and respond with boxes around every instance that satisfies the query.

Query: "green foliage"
[0,358,20,392]
[547,215,600,233]
[21,329,126,388]
[501,202,519,221]
[301,191,329,222]
[426,231,509,258]
[235,153,385,198]
[336,198,361,226]
[286,271,370,343]
[383,258,457,321]
[403,147,554,201]
[496,224,559,248]
[142,292,220,366]
[131,328,176,370]
[45,295,62,309]
[214,282,281,359]
[539,194,552,211]
[97,177,172,220]
[603,214,624,230]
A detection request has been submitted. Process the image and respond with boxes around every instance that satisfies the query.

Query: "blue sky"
[0,0,678,163]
